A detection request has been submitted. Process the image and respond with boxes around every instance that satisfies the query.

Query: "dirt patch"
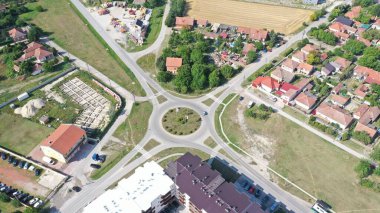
[186,0,313,35]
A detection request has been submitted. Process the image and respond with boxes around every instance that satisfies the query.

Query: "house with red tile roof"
[354,104,370,119]
[330,94,350,108]
[295,92,317,111]
[196,19,208,27]
[237,27,268,41]
[294,78,312,91]
[316,103,354,129]
[358,106,380,126]
[8,28,27,42]
[166,57,182,74]
[354,84,369,100]
[331,57,352,73]
[175,17,194,30]
[291,51,307,63]
[353,105,380,140]
[353,65,380,85]
[281,58,299,73]
[332,83,344,95]
[251,76,280,93]
[329,22,346,33]
[301,44,318,55]
[354,122,377,139]
[16,42,54,64]
[334,31,350,42]
[372,19,380,30]
[345,6,362,20]
[242,43,256,56]
[298,63,314,75]
[40,124,87,163]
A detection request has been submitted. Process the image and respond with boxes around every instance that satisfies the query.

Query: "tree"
[27,26,41,42]
[220,65,234,79]
[342,39,366,55]
[43,61,54,72]
[190,63,207,90]
[36,5,44,12]
[209,69,222,87]
[173,64,192,93]
[247,50,258,64]
[19,60,33,75]
[306,52,321,65]
[309,28,338,45]
[362,29,380,41]
[63,56,70,63]
[329,4,350,21]
[297,38,309,49]
[11,199,21,208]
[157,71,173,82]
[0,192,10,202]
[190,49,203,63]
[156,56,166,71]
[355,12,371,24]
[354,0,375,7]
[369,3,380,16]
[353,131,372,145]
[232,36,244,54]
[355,160,373,178]
[254,41,264,51]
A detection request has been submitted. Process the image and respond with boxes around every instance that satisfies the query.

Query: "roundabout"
[161,107,201,136]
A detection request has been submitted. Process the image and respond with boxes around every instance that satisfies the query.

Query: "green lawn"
[204,137,217,149]
[114,101,153,143]
[162,107,201,135]
[126,6,164,52]
[220,97,380,211]
[143,139,160,151]
[21,0,145,96]
[0,201,25,213]
[202,98,214,106]
[0,113,53,155]
[137,53,157,75]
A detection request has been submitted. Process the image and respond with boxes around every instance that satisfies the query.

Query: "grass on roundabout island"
[162,107,201,135]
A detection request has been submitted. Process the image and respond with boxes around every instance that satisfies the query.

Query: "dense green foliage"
[342,39,367,56]
[355,160,373,178]
[308,116,338,136]
[165,0,186,27]
[309,26,338,45]
[328,4,350,21]
[245,104,275,120]
[353,131,372,145]
[358,47,380,71]
[371,147,380,161]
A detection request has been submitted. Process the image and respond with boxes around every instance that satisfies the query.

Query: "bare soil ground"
[186,0,313,35]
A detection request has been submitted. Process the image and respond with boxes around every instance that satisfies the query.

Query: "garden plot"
[60,77,111,132]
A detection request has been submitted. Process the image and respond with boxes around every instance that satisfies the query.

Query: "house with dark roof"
[40,124,87,163]
[270,67,295,83]
[321,63,335,76]
[335,16,354,26]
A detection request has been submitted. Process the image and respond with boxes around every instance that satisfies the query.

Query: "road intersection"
[52,1,359,212]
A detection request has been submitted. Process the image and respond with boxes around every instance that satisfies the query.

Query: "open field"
[0,113,53,155]
[219,97,380,211]
[21,0,145,96]
[137,53,157,75]
[186,0,313,35]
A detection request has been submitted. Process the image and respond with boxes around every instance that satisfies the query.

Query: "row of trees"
[308,116,338,136]
[309,26,338,46]
[165,0,186,27]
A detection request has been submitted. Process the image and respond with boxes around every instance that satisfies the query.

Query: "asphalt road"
[56,1,356,212]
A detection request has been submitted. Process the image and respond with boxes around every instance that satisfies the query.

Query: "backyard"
[21,0,145,96]
[0,113,52,155]
[218,96,380,211]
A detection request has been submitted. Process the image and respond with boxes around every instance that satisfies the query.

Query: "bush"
[352,131,372,145]
[63,56,70,63]
[0,192,10,202]
[282,48,294,57]
[359,178,375,188]
[374,167,380,176]
[11,199,22,207]
[355,160,373,178]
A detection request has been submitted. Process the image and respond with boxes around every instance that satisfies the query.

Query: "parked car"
[22,195,33,203]
[18,161,25,169]
[239,96,244,101]
[261,195,270,210]
[90,164,101,169]
[18,193,29,200]
[0,186,8,192]
[72,186,81,192]
[1,152,7,160]
[254,189,262,198]
[29,197,39,205]
[12,190,22,197]
[4,187,13,194]
[7,188,16,196]
[16,192,24,199]
[269,202,280,213]
[28,165,35,171]
[12,159,19,167]
[202,111,208,116]
[247,101,254,109]
[8,156,14,163]
[248,186,255,194]
[34,200,44,208]
[42,156,55,165]
[23,162,30,169]
[34,169,41,176]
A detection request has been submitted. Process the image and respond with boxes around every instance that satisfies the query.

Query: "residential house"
[16,42,54,64]
[357,106,380,125]
[345,6,362,20]
[331,57,351,73]
[332,83,344,95]
[353,65,380,85]
[334,31,350,42]
[40,124,87,163]
[321,63,336,76]
[316,103,354,129]
[282,89,300,102]
[372,19,380,30]
[331,94,350,108]
[354,104,370,119]
[354,84,369,100]
[335,16,354,27]
[166,57,182,74]
[242,43,256,56]
[354,122,378,139]
[292,51,307,63]
[301,44,318,55]
[329,22,346,33]
[252,76,280,93]
[295,92,317,111]
[294,78,313,92]
[298,62,314,75]
[270,67,295,83]
[98,8,109,15]
[354,106,380,140]
[175,17,194,30]
[8,28,27,42]
[303,0,321,4]
[196,19,208,27]
[281,58,299,72]
[237,27,268,41]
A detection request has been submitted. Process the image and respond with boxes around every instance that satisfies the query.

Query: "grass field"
[21,0,145,96]
[162,107,201,135]
[0,113,53,155]
[143,139,160,151]
[137,53,157,75]
[219,97,380,211]
[186,0,313,35]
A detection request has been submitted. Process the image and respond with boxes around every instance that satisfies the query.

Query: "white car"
[29,197,39,205]
[34,200,44,208]
[42,156,56,165]
[28,165,35,171]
